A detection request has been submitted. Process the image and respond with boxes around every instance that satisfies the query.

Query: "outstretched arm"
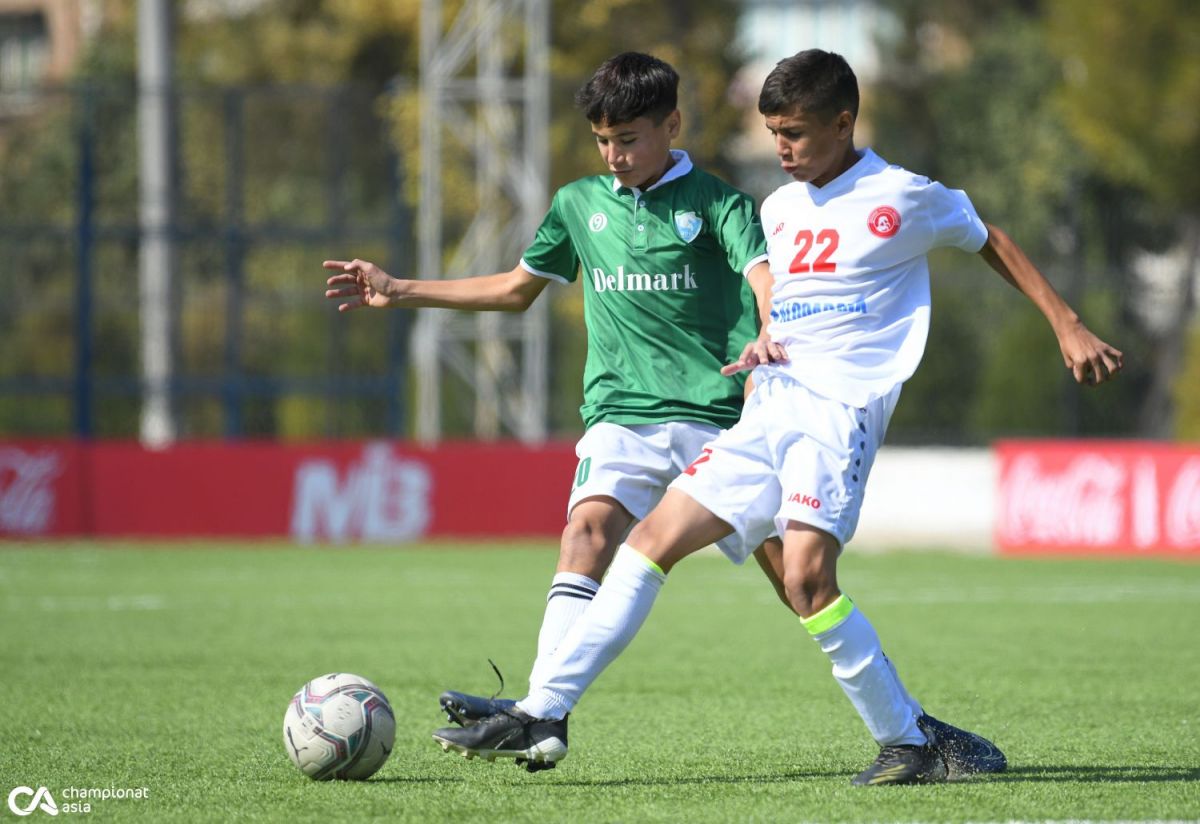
[979,223,1123,385]
[323,259,550,313]
[720,260,789,377]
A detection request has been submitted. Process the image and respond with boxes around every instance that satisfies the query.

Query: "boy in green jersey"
[325,52,788,730]
[430,49,1118,784]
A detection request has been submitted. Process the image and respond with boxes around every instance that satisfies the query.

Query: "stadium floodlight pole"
[137,0,177,448]
[416,0,550,444]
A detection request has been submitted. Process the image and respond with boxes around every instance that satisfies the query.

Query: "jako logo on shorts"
[788,493,822,509]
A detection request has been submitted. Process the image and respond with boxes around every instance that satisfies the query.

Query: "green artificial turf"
[1,543,1197,822]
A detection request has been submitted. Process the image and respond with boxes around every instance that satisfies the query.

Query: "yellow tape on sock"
[800,593,854,636]
[620,545,666,578]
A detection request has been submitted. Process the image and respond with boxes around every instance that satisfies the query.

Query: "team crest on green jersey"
[674,211,703,243]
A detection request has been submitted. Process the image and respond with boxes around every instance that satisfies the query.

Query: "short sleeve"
[923,182,988,253]
[520,192,579,283]
[708,186,769,276]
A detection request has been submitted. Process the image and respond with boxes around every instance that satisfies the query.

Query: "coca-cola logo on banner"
[1165,459,1200,546]
[997,443,1200,553]
[0,447,62,535]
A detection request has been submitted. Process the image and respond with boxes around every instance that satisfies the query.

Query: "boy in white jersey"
[325,53,791,745]
[432,49,1123,785]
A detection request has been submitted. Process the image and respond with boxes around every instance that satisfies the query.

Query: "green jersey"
[521,151,766,429]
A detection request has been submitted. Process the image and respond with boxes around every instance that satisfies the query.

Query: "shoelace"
[487,658,506,701]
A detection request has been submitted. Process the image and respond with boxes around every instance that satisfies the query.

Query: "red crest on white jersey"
[868,206,901,238]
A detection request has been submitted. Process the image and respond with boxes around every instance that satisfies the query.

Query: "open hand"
[323,259,394,311]
[720,337,789,376]
[1059,322,1123,385]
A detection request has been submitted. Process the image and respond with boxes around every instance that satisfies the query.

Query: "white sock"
[526,572,599,692]
[802,595,926,747]
[885,653,925,720]
[518,544,666,719]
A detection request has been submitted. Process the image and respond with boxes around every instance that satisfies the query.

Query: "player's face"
[592,111,681,190]
[764,107,855,187]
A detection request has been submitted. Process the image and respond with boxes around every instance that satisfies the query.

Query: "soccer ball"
[282,673,396,780]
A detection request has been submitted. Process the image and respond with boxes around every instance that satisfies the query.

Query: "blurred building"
[737,0,888,80]
[0,0,101,92]
[732,0,891,198]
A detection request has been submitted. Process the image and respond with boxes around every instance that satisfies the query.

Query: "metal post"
[415,0,444,444]
[74,86,95,439]
[137,0,176,447]
[222,88,244,437]
[417,0,550,443]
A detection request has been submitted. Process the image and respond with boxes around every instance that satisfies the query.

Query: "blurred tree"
[0,0,749,440]
[871,0,1150,442]
[386,0,748,436]
[0,2,413,438]
[546,0,747,435]
[1046,0,1200,438]
[1176,327,1200,441]
[885,265,982,444]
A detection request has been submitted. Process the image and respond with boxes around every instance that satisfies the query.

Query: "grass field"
[2,543,1198,823]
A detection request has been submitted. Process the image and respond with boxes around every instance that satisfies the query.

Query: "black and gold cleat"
[851,743,947,786]
[917,714,1007,779]
[439,690,518,727]
[433,708,568,770]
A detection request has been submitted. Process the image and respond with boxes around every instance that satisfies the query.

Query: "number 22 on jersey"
[788,228,840,274]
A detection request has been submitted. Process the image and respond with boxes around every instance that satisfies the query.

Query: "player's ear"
[836,110,855,140]
[665,109,681,140]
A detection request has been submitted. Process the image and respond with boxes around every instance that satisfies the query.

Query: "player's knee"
[782,564,837,618]
[624,514,681,570]
[558,515,616,576]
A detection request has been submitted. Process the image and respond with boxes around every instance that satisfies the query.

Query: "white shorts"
[568,420,752,559]
[567,420,723,522]
[670,375,901,563]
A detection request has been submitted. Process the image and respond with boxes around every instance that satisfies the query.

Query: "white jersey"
[758,148,988,407]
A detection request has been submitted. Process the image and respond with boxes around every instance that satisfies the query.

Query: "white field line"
[4,594,168,612]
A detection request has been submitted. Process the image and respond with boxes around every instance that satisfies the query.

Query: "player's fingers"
[323,260,353,270]
[1098,351,1123,383]
[1072,361,1087,385]
[325,274,358,286]
[325,287,361,299]
[337,300,367,313]
[767,342,789,363]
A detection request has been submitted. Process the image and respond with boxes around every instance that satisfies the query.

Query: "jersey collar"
[805,148,884,198]
[612,149,693,195]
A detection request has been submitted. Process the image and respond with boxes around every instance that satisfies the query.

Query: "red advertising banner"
[996,440,1200,556]
[0,440,579,541]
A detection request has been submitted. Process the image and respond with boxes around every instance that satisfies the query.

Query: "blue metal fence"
[0,83,413,439]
